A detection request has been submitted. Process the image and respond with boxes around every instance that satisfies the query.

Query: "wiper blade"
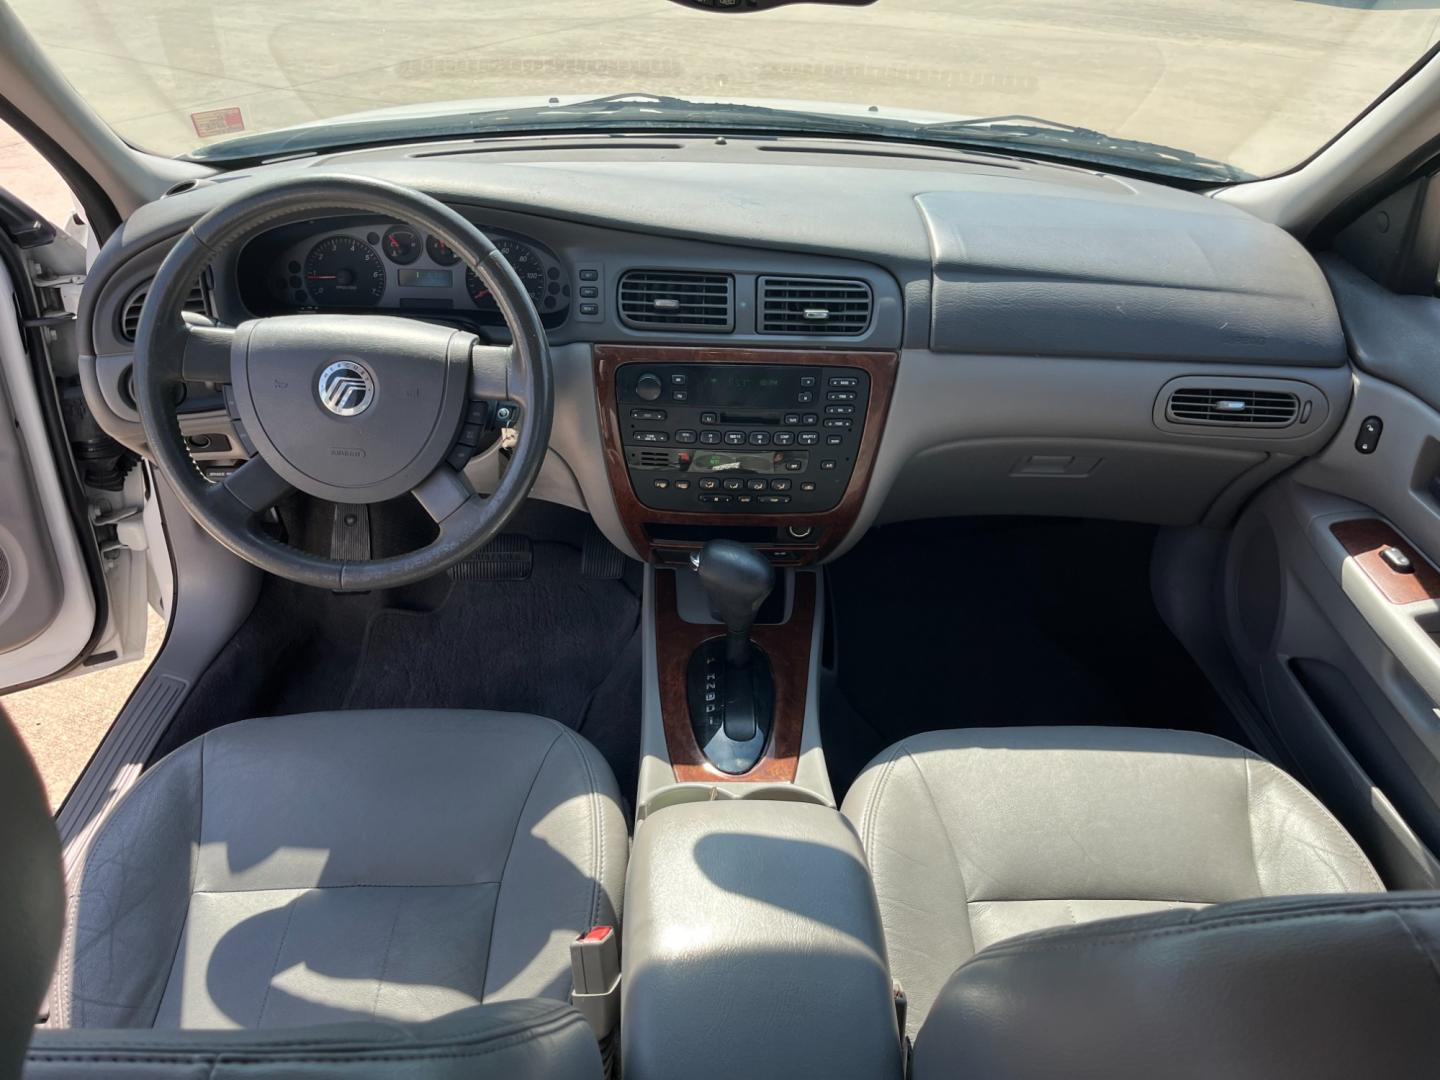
[911,113,1251,181]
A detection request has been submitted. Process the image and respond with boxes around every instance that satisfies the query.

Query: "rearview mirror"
[667,0,878,11]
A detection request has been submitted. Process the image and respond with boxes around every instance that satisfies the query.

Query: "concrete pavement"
[8,0,1440,176]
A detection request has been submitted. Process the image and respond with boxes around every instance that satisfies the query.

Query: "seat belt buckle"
[570,925,621,1038]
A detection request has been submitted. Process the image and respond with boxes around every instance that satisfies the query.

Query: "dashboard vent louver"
[1166,387,1299,428]
[759,276,872,335]
[119,279,209,343]
[618,270,734,332]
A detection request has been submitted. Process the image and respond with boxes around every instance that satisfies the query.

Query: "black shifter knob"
[694,540,774,667]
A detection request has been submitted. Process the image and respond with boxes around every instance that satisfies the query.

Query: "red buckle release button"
[580,925,613,944]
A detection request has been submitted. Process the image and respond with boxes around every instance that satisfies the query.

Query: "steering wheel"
[132,175,553,591]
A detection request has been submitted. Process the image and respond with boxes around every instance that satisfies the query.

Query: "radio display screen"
[697,366,795,408]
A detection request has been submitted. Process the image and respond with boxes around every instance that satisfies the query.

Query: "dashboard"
[236,218,573,329]
[77,134,1356,565]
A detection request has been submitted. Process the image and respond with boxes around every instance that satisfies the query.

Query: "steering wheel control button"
[1355,416,1383,454]
[318,360,375,417]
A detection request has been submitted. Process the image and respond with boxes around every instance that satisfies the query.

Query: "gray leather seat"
[913,892,1440,1079]
[842,726,1383,1037]
[52,709,628,1031]
[0,705,613,1077]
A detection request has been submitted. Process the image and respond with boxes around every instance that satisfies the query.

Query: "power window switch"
[1380,546,1414,574]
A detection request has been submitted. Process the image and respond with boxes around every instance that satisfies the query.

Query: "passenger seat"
[842,726,1383,1038]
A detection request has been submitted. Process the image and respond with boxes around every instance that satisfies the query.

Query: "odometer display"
[304,236,386,307]
[467,238,548,311]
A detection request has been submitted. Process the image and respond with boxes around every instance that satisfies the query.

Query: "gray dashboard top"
[91,135,1344,367]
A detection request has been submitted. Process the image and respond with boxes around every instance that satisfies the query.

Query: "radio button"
[825,404,855,416]
[698,478,719,491]
[797,391,815,404]
[674,429,697,444]
[670,372,689,385]
[826,434,844,445]
[800,375,818,388]
[798,431,820,446]
[773,431,796,446]
[828,391,856,401]
[746,479,768,491]
[783,413,801,425]
[700,431,721,445]
[801,413,819,425]
[674,479,691,490]
[800,481,817,492]
[748,431,771,446]
[722,478,744,491]
[631,408,666,421]
[634,430,670,443]
[700,411,719,424]
[724,431,746,446]
[653,478,671,489]
[823,418,852,429]
[672,389,689,402]
[771,478,792,491]
[830,376,859,388]
[783,459,805,472]
[820,460,837,470]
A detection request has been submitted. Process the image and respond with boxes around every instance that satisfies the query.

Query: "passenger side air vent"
[1166,387,1299,427]
[118,278,209,343]
[759,276,872,335]
[618,270,734,332]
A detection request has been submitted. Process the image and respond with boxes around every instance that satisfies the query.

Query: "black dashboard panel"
[918,189,1348,367]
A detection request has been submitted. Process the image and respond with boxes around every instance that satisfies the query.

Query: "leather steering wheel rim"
[132,174,554,591]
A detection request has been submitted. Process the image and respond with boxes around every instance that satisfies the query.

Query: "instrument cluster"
[239,219,571,328]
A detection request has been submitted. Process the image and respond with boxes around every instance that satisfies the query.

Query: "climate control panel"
[615,362,871,513]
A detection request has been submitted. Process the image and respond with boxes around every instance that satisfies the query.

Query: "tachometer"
[304,236,386,307]
[467,238,550,311]
[381,225,421,265]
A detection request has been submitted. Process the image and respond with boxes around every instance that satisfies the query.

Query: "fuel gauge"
[381,225,421,265]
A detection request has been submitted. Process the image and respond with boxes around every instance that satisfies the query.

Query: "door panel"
[0,221,98,690]
[1224,371,1440,887]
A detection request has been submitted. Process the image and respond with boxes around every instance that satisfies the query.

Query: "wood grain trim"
[1331,519,1440,605]
[593,345,898,564]
[654,569,816,783]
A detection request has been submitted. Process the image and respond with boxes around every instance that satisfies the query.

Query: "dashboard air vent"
[1166,387,1299,428]
[618,270,733,332]
[119,279,209,342]
[759,276,872,335]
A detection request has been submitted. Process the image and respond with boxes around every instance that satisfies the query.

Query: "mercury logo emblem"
[317,360,374,417]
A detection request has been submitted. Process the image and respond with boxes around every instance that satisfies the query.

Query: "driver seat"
[48,709,628,1032]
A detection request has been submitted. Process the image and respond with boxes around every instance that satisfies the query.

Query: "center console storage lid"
[622,800,902,1080]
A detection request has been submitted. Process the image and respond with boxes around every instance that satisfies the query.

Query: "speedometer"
[304,236,386,307]
[466,238,549,311]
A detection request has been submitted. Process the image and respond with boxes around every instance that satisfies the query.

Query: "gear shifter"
[686,541,776,772]
[693,540,775,668]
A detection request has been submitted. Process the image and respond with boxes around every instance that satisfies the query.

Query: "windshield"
[10,0,1440,181]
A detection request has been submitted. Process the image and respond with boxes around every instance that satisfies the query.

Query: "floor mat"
[822,517,1247,800]
[343,541,642,788]
[155,506,643,799]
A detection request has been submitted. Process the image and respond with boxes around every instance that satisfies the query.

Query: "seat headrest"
[914,891,1440,1079]
[0,705,63,1080]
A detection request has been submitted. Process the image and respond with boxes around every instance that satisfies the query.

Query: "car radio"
[614,362,871,513]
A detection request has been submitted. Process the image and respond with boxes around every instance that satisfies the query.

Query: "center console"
[622,800,903,1080]
[595,345,898,565]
